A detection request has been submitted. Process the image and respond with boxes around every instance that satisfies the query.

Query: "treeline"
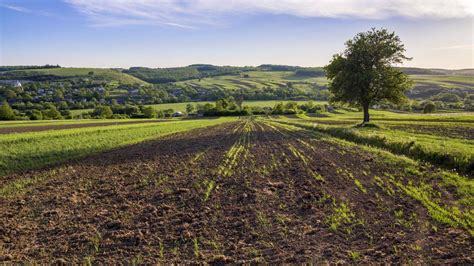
[190,97,327,117]
[124,64,326,84]
[258,65,325,77]
[0,101,67,120]
[124,65,256,83]
[0,65,60,72]
[0,71,62,82]
[80,99,327,119]
[294,68,325,77]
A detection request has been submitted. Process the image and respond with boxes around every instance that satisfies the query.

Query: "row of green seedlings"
[0,166,71,198]
[347,163,473,235]
[277,118,474,235]
[203,120,254,201]
[336,167,426,234]
[84,236,224,263]
[161,237,223,261]
[269,118,474,251]
[266,120,432,246]
[256,121,368,261]
[136,145,215,194]
[318,190,366,261]
[274,119,473,175]
[385,174,473,235]
[247,121,297,255]
[263,121,366,232]
[251,121,287,176]
[264,121,325,181]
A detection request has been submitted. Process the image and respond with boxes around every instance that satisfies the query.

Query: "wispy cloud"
[65,0,474,28]
[434,44,474,50]
[2,4,31,13]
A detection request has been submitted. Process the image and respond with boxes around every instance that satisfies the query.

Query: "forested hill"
[122,64,326,84]
[122,65,256,83]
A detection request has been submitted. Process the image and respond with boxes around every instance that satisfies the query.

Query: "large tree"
[324,28,412,124]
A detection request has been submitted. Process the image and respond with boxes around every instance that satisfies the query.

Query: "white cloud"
[65,0,474,28]
[2,4,31,13]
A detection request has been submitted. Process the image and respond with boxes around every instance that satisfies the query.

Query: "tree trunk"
[363,104,370,123]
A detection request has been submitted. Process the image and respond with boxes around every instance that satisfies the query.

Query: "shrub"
[423,101,436,113]
[0,101,15,120]
[143,106,156,118]
[92,106,113,118]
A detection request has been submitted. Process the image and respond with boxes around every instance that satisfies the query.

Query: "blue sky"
[1,0,472,69]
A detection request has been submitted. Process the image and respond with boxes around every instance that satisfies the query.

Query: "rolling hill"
[0,67,148,85]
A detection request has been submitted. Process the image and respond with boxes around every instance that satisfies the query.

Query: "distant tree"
[92,106,113,118]
[431,93,462,103]
[4,89,17,100]
[215,98,231,110]
[162,108,174,117]
[0,101,15,120]
[185,103,195,114]
[324,28,413,124]
[423,101,436,113]
[44,106,63,120]
[143,106,157,118]
[236,93,244,111]
[29,109,43,120]
[156,110,165,118]
[54,89,64,101]
[88,71,94,76]
[284,101,299,112]
[272,102,285,114]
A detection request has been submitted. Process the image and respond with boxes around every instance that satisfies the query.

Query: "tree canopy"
[0,101,15,120]
[324,28,413,123]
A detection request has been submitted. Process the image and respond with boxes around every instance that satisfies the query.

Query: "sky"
[0,0,473,69]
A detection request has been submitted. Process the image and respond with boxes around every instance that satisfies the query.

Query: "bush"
[423,102,436,113]
[0,102,15,120]
[42,106,63,120]
[143,106,156,118]
[92,106,113,118]
[29,109,43,120]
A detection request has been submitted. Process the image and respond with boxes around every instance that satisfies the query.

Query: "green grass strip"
[0,117,236,177]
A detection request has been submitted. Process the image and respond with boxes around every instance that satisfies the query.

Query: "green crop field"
[176,71,327,92]
[0,117,236,178]
[410,75,474,89]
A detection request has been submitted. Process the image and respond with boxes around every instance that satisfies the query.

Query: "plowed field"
[0,118,472,263]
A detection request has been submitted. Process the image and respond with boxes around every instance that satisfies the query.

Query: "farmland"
[0,111,472,263]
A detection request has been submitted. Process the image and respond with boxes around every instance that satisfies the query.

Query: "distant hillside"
[1,64,472,104]
[0,67,148,85]
[123,65,256,83]
[400,67,474,76]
